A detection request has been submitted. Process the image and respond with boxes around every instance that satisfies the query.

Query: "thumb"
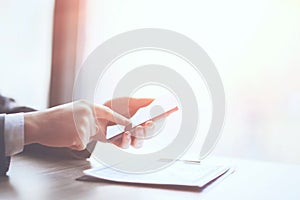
[94,105,131,126]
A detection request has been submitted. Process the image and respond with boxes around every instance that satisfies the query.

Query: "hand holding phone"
[106,94,179,142]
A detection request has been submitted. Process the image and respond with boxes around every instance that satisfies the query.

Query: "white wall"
[0,0,55,109]
[78,0,300,163]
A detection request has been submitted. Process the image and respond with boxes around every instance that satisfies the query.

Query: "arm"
[0,98,154,176]
[23,99,154,150]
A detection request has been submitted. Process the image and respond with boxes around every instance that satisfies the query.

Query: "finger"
[128,98,154,117]
[94,105,131,126]
[144,121,155,138]
[109,135,122,146]
[131,98,154,107]
[131,126,144,149]
[120,131,131,149]
[104,98,155,120]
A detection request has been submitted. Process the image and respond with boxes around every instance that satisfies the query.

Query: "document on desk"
[84,160,231,188]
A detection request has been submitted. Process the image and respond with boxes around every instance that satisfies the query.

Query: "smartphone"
[106,94,179,142]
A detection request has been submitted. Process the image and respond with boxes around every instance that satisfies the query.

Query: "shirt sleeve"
[4,113,24,156]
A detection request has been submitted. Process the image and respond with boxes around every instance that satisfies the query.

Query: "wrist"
[24,112,40,144]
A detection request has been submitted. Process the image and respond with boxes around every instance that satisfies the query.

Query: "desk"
[1,150,300,200]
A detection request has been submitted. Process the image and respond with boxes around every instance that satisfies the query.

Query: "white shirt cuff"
[4,113,24,156]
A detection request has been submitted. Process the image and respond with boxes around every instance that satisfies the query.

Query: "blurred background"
[0,0,299,164]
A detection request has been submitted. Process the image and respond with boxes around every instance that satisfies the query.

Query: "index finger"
[94,105,131,126]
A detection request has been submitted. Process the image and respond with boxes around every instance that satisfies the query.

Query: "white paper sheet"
[84,160,230,188]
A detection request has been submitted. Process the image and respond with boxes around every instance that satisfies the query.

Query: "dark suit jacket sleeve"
[0,114,11,176]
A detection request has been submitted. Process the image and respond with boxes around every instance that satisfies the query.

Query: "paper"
[84,160,230,188]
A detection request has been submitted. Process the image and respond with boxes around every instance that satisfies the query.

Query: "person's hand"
[96,97,155,149]
[24,100,131,151]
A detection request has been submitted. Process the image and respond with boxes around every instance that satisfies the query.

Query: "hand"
[24,100,131,151]
[99,97,155,149]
